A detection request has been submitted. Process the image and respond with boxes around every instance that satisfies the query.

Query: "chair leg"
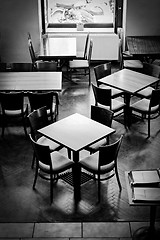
[33,165,38,189]
[31,152,36,169]
[115,166,122,191]
[67,149,72,159]
[50,173,53,204]
[98,174,101,202]
[88,69,91,85]
[148,115,150,138]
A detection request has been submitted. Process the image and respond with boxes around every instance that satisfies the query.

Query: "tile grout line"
[32,222,35,238]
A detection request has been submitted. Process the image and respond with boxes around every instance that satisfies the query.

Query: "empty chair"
[136,63,160,99]
[28,106,64,168]
[28,91,59,122]
[0,91,28,137]
[0,63,7,72]
[85,105,114,154]
[27,32,57,71]
[29,133,74,204]
[11,63,33,72]
[79,135,123,202]
[130,89,160,137]
[92,83,127,127]
[121,50,143,71]
[94,62,124,98]
[119,38,143,71]
[76,32,89,60]
[35,61,57,71]
[68,39,93,85]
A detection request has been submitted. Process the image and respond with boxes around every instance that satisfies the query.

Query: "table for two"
[99,69,159,126]
[40,37,77,70]
[38,113,115,201]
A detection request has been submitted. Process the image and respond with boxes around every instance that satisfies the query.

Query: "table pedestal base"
[133,226,160,240]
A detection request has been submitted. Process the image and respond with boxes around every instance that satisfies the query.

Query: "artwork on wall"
[46,0,114,26]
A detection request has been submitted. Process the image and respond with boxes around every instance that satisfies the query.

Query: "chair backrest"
[94,62,111,86]
[28,91,56,112]
[91,105,113,127]
[36,61,57,71]
[84,32,90,59]
[150,89,160,109]
[0,91,24,111]
[92,83,112,108]
[28,106,49,140]
[143,63,160,78]
[28,38,36,64]
[11,63,33,72]
[0,63,7,72]
[29,133,51,166]
[99,135,123,168]
[87,39,93,64]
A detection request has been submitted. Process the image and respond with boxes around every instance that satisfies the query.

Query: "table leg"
[124,92,132,127]
[72,151,81,202]
[133,206,160,240]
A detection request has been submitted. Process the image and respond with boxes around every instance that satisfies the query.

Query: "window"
[43,0,116,30]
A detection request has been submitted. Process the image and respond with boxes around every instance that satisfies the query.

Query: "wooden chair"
[28,106,64,168]
[29,133,74,204]
[130,89,160,137]
[79,135,123,202]
[0,63,7,72]
[92,83,127,127]
[11,63,33,72]
[119,38,143,71]
[85,105,114,154]
[68,39,93,85]
[94,62,124,98]
[76,32,89,60]
[27,32,57,71]
[0,91,28,137]
[136,63,160,99]
[28,91,59,122]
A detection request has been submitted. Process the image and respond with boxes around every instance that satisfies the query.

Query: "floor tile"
[83,222,131,238]
[130,221,160,236]
[34,222,81,238]
[71,238,119,240]
[0,223,34,238]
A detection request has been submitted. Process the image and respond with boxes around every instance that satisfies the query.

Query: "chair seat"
[69,59,89,68]
[124,60,143,69]
[80,152,115,174]
[39,151,74,173]
[4,106,28,116]
[37,136,61,151]
[98,99,126,112]
[131,98,159,113]
[137,86,154,98]
[100,84,124,97]
[85,138,107,153]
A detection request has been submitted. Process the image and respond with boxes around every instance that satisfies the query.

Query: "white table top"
[43,37,77,58]
[38,113,115,152]
[0,72,62,91]
[99,69,159,94]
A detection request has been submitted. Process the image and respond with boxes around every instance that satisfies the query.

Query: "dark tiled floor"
[0,62,160,238]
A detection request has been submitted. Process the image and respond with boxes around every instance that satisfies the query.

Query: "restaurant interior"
[0,0,160,239]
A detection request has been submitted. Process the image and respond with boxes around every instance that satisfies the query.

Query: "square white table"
[38,113,115,201]
[99,69,159,126]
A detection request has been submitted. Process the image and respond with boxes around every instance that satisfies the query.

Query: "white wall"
[0,0,41,63]
[125,0,160,36]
